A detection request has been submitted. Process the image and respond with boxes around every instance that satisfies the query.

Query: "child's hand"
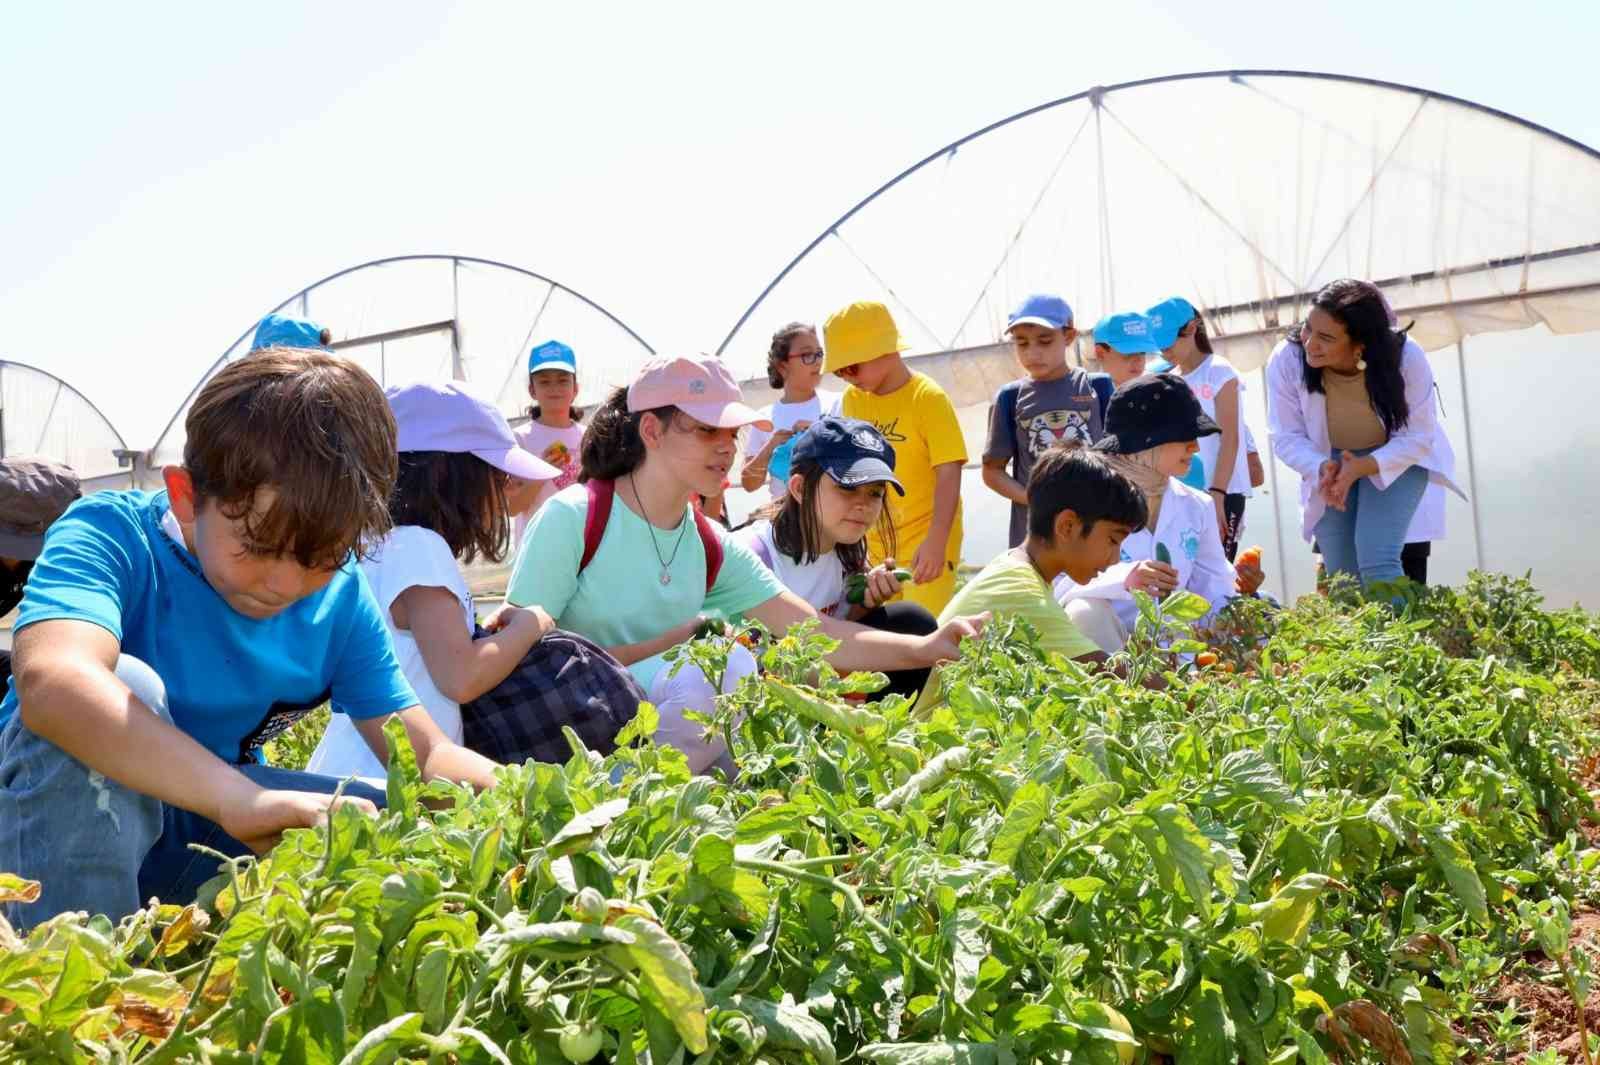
[860,561,907,609]
[916,612,989,665]
[909,541,946,584]
[218,787,377,855]
[1125,560,1179,597]
[481,603,552,638]
[1234,560,1266,596]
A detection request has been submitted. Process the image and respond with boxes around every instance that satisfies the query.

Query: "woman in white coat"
[1267,279,1462,588]
[1054,375,1263,652]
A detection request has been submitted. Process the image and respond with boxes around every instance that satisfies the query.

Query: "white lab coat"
[1052,478,1239,634]
[1266,336,1464,542]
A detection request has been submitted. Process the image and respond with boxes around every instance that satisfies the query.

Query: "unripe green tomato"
[572,887,606,922]
[558,1021,603,1063]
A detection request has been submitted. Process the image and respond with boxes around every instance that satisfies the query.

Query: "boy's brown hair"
[183,347,397,569]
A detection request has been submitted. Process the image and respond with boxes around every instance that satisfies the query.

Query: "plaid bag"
[461,628,644,765]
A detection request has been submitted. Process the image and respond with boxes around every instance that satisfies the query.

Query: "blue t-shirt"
[0,491,418,764]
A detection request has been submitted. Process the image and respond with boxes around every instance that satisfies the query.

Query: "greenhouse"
[718,70,1600,608]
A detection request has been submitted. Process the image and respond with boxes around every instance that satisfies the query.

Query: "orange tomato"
[1238,545,1263,568]
[1195,652,1219,668]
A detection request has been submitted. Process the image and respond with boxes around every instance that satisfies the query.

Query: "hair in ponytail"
[579,387,678,483]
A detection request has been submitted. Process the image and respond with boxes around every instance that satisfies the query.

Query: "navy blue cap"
[1093,374,1220,454]
[790,416,905,495]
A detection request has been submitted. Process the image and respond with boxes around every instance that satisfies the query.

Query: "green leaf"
[1060,781,1123,819]
[691,834,772,925]
[857,1042,1002,1064]
[1162,590,1211,622]
[339,879,384,1019]
[467,825,502,895]
[38,941,95,1030]
[257,984,347,1065]
[1251,873,1337,944]
[383,717,422,815]
[734,802,813,843]
[339,1012,425,1065]
[723,994,837,1065]
[547,797,630,856]
[414,947,452,1032]
[613,702,659,748]
[1061,876,1108,903]
[1217,750,1299,810]
[988,781,1050,868]
[1178,982,1237,1065]
[1135,804,1233,919]
[945,910,986,1005]
[606,913,710,1054]
[1422,825,1490,926]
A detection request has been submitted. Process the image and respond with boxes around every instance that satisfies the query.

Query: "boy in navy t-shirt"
[0,348,504,929]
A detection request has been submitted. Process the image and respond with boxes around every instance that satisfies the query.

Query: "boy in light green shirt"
[940,442,1146,664]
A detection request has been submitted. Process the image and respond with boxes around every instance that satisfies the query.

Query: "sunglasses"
[787,350,824,366]
[834,363,862,379]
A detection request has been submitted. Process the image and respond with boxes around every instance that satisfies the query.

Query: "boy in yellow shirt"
[824,301,966,613]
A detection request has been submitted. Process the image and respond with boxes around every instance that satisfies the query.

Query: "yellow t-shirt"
[842,372,967,564]
[938,553,1099,660]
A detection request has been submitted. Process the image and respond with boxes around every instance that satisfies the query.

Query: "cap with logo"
[1092,312,1161,355]
[0,456,82,560]
[627,355,772,429]
[822,301,910,375]
[1006,293,1074,332]
[528,340,578,375]
[790,416,905,495]
[1144,297,1199,350]
[251,313,332,352]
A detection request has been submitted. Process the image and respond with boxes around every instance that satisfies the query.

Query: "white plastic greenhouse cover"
[142,255,656,485]
[720,70,1600,610]
[0,359,132,492]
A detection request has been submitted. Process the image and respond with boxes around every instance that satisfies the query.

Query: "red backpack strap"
[579,479,615,575]
[693,507,724,594]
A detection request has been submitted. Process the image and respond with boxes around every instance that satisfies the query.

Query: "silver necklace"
[630,473,690,586]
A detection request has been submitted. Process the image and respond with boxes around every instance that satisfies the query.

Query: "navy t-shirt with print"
[984,370,1105,546]
[0,491,418,764]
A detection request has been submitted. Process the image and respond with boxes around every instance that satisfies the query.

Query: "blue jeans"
[1313,450,1429,586]
[0,655,385,931]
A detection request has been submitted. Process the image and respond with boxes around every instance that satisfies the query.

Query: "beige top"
[1324,368,1387,451]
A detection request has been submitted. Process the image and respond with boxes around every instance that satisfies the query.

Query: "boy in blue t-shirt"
[0,348,504,929]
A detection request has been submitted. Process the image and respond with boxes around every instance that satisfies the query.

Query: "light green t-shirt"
[506,484,785,692]
[938,552,1099,660]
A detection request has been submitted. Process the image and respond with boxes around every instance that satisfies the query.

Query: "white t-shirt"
[734,519,851,618]
[307,526,473,781]
[511,419,586,548]
[743,391,841,500]
[1178,355,1252,496]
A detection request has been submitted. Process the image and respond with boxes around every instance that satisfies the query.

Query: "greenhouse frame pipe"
[715,68,1600,357]
[0,357,132,455]
[149,254,656,456]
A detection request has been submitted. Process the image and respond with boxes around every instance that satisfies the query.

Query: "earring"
[1356,358,1368,371]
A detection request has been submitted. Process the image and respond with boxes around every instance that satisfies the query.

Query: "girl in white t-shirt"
[738,416,939,701]
[1148,297,1251,560]
[740,323,841,502]
[511,340,587,548]
[308,380,559,781]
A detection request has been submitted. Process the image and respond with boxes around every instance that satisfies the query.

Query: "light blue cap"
[1144,297,1198,350]
[251,313,331,352]
[528,340,577,375]
[1006,293,1073,331]
[1091,312,1161,355]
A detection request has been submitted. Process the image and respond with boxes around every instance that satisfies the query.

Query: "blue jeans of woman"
[1313,450,1429,586]
[0,654,386,931]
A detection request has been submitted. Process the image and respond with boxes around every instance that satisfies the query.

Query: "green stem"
[435,891,510,933]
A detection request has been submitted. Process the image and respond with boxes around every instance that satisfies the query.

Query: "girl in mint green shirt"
[507,355,985,772]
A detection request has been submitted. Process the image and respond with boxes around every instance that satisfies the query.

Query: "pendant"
[659,568,672,586]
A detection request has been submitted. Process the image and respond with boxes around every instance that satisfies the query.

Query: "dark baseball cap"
[1093,374,1220,455]
[790,416,905,495]
[0,456,82,560]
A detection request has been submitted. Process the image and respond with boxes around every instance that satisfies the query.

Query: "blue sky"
[0,0,1586,443]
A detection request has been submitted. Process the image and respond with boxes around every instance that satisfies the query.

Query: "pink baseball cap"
[626,355,773,430]
[387,380,560,481]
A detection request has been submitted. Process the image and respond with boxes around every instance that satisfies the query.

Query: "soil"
[1479,907,1600,1063]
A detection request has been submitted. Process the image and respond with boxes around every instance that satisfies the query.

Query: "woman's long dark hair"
[579,387,677,483]
[770,459,896,573]
[1298,279,1411,436]
[390,450,509,564]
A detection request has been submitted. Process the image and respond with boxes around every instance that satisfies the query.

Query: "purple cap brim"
[474,446,561,481]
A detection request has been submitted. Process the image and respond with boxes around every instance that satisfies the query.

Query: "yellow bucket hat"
[822,300,909,374]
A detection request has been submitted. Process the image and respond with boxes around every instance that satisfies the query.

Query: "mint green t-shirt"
[506,484,785,692]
